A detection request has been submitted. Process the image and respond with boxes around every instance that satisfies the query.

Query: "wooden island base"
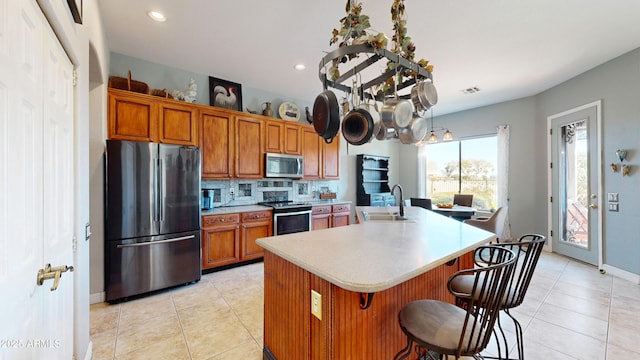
[262,250,474,359]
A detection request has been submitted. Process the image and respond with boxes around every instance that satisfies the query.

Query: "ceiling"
[98,0,640,115]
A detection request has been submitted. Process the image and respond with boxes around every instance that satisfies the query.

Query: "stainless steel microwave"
[265,153,303,178]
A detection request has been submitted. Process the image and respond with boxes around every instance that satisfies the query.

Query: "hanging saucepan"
[341,108,375,145]
[380,98,414,131]
[397,113,428,144]
[410,79,438,112]
[313,89,340,144]
[376,122,397,140]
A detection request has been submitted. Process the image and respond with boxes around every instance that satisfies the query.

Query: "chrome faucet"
[391,184,404,217]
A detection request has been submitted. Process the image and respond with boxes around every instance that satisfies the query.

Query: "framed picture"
[67,0,82,24]
[209,77,243,111]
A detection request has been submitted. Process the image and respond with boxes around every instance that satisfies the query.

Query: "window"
[424,136,498,211]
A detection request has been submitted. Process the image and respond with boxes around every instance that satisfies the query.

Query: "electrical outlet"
[311,290,322,320]
[229,187,235,196]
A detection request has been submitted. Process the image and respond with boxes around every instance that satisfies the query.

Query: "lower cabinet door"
[202,225,240,269]
[241,220,271,260]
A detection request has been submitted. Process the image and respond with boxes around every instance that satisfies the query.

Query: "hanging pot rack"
[318,43,433,102]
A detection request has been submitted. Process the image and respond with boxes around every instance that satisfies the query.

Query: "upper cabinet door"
[158,101,198,146]
[284,123,302,155]
[323,135,339,179]
[264,120,283,153]
[302,126,322,179]
[200,108,234,179]
[108,90,158,142]
[235,116,264,178]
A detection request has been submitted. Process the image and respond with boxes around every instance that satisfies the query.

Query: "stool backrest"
[447,245,517,356]
[492,234,546,308]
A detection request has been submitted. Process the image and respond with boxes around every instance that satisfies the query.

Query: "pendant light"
[423,109,453,144]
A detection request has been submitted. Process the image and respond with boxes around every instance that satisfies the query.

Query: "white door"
[548,101,601,266]
[0,0,75,358]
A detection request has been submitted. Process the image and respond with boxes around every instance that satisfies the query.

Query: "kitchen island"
[256,206,495,359]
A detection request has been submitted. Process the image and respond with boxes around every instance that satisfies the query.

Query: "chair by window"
[394,245,517,360]
[463,206,509,242]
[449,234,546,360]
[453,194,473,207]
[410,198,432,210]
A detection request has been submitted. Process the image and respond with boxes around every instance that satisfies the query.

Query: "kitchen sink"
[361,211,415,222]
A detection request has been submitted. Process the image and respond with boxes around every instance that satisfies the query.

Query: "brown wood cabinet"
[284,123,302,155]
[107,89,338,179]
[264,120,284,154]
[332,203,351,227]
[107,88,198,145]
[265,120,302,155]
[323,135,340,179]
[202,210,272,270]
[302,126,322,179]
[200,107,234,179]
[312,204,351,229]
[202,214,240,269]
[240,210,272,260]
[311,205,332,230]
[235,116,263,178]
[157,101,198,145]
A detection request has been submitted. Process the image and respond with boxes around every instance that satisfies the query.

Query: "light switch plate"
[607,193,619,202]
[608,203,619,212]
[311,290,322,320]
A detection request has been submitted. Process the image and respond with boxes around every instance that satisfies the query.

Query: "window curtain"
[497,124,512,240]
[417,144,427,197]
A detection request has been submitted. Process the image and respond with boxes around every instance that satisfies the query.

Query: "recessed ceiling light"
[147,11,166,22]
[294,64,306,71]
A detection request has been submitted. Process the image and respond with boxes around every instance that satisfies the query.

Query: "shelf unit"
[356,154,395,206]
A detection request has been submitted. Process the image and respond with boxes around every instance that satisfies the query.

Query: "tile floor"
[90,252,640,359]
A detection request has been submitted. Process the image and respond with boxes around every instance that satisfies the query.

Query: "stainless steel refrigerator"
[105,140,201,302]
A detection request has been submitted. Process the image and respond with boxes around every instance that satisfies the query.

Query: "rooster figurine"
[172,79,197,103]
[213,85,238,110]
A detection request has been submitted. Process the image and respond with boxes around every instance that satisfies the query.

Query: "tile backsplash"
[201,179,339,207]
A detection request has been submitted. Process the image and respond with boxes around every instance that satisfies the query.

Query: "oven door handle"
[274,209,312,217]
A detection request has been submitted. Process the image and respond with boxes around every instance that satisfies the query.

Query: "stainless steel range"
[259,201,312,235]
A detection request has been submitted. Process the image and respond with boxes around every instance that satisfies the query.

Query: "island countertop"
[256,206,495,293]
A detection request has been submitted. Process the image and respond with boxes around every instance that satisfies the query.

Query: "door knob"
[37,264,74,291]
[588,204,597,209]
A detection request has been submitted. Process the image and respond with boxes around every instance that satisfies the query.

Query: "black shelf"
[356,154,394,206]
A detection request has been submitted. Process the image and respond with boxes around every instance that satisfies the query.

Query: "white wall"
[36,0,109,358]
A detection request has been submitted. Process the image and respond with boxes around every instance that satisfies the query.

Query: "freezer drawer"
[105,231,201,302]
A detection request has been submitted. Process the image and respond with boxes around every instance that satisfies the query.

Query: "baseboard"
[602,264,640,284]
[90,292,105,304]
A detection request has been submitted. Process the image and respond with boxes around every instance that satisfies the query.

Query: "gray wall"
[537,48,640,274]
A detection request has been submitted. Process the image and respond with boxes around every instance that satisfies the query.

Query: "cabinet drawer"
[312,205,332,215]
[202,214,240,227]
[332,204,351,213]
[241,210,272,222]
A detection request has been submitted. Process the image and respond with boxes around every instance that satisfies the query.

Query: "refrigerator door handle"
[116,235,196,248]
[158,158,164,222]
[152,157,159,222]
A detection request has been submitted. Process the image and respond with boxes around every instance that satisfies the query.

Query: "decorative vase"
[262,102,273,117]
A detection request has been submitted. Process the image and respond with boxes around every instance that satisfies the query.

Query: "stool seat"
[398,300,488,356]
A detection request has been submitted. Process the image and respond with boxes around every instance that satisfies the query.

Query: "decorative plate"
[279,101,301,121]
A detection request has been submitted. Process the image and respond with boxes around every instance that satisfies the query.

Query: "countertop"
[256,206,495,293]
[201,200,352,216]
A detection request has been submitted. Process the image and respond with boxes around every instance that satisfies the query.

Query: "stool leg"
[505,309,524,360]
[394,337,413,360]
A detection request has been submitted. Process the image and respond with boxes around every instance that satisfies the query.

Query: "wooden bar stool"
[394,245,517,360]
